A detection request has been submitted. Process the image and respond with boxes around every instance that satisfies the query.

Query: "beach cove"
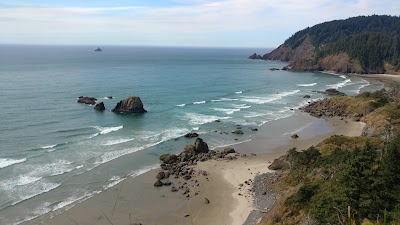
[0,46,384,225]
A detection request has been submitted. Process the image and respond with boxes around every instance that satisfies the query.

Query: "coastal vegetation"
[262,88,400,224]
[256,15,400,74]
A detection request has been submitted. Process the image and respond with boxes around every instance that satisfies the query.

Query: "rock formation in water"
[77,96,97,105]
[94,102,105,110]
[112,96,147,113]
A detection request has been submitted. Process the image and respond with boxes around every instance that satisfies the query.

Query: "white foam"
[212,107,241,115]
[297,83,317,87]
[185,113,231,125]
[244,112,270,118]
[93,125,123,135]
[326,79,351,89]
[193,101,206,105]
[40,144,57,149]
[11,182,61,206]
[0,176,43,190]
[176,104,186,107]
[75,165,83,169]
[130,164,159,177]
[211,98,239,102]
[232,104,251,109]
[340,75,347,79]
[241,90,300,104]
[192,127,200,131]
[102,138,134,146]
[235,91,243,94]
[0,158,26,169]
[93,128,188,167]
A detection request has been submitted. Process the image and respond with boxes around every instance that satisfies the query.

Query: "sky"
[0,0,399,47]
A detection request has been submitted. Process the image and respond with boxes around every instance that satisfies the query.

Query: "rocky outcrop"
[112,96,147,113]
[317,88,346,96]
[184,133,199,138]
[159,154,178,164]
[194,138,209,153]
[268,148,298,170]
[77,96,97,105]
[249,53,262,59]
[94,102,105,110]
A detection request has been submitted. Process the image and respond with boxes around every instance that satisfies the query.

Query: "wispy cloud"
[0,0,399,47]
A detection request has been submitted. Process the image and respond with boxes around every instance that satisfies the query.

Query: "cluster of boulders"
[316,88,346,96]
[154,138,238,199]
[77,96,147,113]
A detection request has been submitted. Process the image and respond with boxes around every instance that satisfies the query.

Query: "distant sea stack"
[112,96,147,113]
[252,15,400,74]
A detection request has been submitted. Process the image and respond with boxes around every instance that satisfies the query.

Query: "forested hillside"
[260,15,400,74]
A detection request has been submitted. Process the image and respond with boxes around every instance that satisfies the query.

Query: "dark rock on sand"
[94,102,105,110]
[194,138,209,153]
[112,96,147,113]
[156,171,166,180]
[291,134,299,139]
[77,96,97,105]
[184,132,199,138]
[159,154,178,164]
[232,130,244,135]
[224,147,236,154]
[204,198,210,204]
[154,180,163,187]
[251,128,258,131]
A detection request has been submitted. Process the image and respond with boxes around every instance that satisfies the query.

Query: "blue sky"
[1,0,399,47]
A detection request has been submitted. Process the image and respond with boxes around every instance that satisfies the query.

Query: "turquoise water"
[0,45,369,224]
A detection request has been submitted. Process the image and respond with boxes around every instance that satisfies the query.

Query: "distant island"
[95,47,102,51]
[251,15,400,75]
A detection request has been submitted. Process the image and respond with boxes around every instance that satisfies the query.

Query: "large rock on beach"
[77,96,97,105]
[223,147,236,154]
[112,96,147,113]
[194,138,209,153]
[159,154,178,164]
[94,102,105,110]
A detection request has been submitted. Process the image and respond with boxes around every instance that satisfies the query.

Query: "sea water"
[0,45,370,224]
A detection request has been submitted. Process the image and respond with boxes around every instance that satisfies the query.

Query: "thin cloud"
[0,0,399,47]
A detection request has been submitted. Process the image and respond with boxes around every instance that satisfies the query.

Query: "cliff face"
[258,15,400,74]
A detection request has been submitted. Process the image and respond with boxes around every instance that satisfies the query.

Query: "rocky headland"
[250,15,400,75]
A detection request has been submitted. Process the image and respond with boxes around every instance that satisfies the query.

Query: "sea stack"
[112,96,147,113]
[94,102,105,111]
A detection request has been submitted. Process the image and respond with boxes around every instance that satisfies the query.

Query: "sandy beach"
[24,109,365,225]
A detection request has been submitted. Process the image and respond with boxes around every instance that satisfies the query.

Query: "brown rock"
[112,96,147,113]
[154,180,163,187]
[94,102,105,110]
[77,96,97,105]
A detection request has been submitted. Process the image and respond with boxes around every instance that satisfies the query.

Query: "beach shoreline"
[21,73,392,225]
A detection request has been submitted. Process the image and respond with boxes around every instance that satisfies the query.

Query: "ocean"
[0,45,370,224]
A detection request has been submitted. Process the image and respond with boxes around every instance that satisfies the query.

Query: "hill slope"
[259,15,400,74]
